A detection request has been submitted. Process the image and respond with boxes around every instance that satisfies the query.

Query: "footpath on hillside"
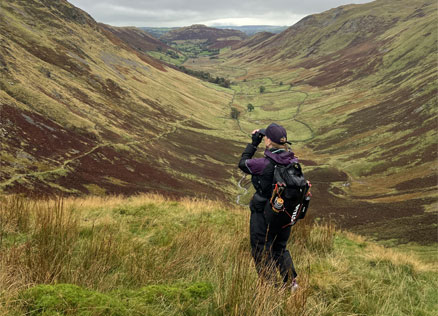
[0,119,190,193]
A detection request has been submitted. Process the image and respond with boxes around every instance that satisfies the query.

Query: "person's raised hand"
[251,129,263,147]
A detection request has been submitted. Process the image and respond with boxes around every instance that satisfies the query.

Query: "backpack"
[269,162,311,228]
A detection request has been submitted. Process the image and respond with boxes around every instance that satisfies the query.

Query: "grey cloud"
[69,0,372,26]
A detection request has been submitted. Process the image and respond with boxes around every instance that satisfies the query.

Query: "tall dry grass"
[0,196,129,295]
[0,194,436,315]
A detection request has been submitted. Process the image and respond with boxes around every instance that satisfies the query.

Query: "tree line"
[177,66,231,88]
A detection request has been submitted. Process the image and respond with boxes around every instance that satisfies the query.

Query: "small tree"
[247,103,254,112]
[279,81,283,86]
[221,79,231,88]
[230,107,240,119]
[259,86,265,93]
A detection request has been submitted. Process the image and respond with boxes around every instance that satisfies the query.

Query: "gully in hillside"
[238,123,311,290]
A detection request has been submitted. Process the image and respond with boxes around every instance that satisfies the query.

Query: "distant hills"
[130,25,285,63]
[138,25,286,58]
[141,25,288,38]
[138,25,249,62]
[213,25,288,36]
[160,24,247,50]
[140,27,178,39]
[100,24,173,53]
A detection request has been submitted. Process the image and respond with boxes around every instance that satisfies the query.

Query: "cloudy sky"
[68,0,372,27]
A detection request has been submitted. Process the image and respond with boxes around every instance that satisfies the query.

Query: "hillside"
[0,0,436,244]
[161,24,248,50]
[214,25,288,36]
[1,195,437,315]
[99,24,174,54]
[0,0,240,199]
[232,32,276,50]
[100,24,186,65]
[183,0,437,243]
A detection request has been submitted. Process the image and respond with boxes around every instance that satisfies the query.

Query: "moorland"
[0,0,437,314]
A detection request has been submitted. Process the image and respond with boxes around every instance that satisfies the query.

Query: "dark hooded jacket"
[238,143,298,199]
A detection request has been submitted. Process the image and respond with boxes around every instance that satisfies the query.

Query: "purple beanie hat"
[260,123,291,145]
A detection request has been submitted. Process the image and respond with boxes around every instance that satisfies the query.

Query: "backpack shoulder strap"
[265,155,277,166]
[264,156,283,184]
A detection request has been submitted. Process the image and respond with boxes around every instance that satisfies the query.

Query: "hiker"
[238,123,299,289]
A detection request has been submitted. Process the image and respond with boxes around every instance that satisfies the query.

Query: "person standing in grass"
[238,123,298,289]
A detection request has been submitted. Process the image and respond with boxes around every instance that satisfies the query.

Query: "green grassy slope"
[1,195,437,315]
[0,0,242,199]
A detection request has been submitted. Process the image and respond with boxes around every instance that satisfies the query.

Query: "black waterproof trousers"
[249,194,297,284]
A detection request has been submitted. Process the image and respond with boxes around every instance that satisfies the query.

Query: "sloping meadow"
[0,195,436,315]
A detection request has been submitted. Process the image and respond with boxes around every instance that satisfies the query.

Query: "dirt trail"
[0,119,190,191]
[0,142,109,190]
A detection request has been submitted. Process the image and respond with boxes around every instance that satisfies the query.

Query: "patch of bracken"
[395,174,437,191]
[306,167,349,182]
[24,43,91,77]
[0,104,95,161]
[99,26,166,72]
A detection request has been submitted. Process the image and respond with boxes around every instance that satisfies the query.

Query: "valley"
[175,0,437,244]
[0,0,437,314]
[182,54,436,243]
[0,0,436,244]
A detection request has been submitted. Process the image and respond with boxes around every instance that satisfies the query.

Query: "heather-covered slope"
[99,23,175,54]
[100,24,187,66]
[0,0,240,198]
[232,32,276,50]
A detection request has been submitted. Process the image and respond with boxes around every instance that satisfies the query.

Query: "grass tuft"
[20,284,128,316]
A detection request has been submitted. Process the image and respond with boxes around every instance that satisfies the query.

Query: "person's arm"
[238,130,263,174]
[238,144,257,173]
